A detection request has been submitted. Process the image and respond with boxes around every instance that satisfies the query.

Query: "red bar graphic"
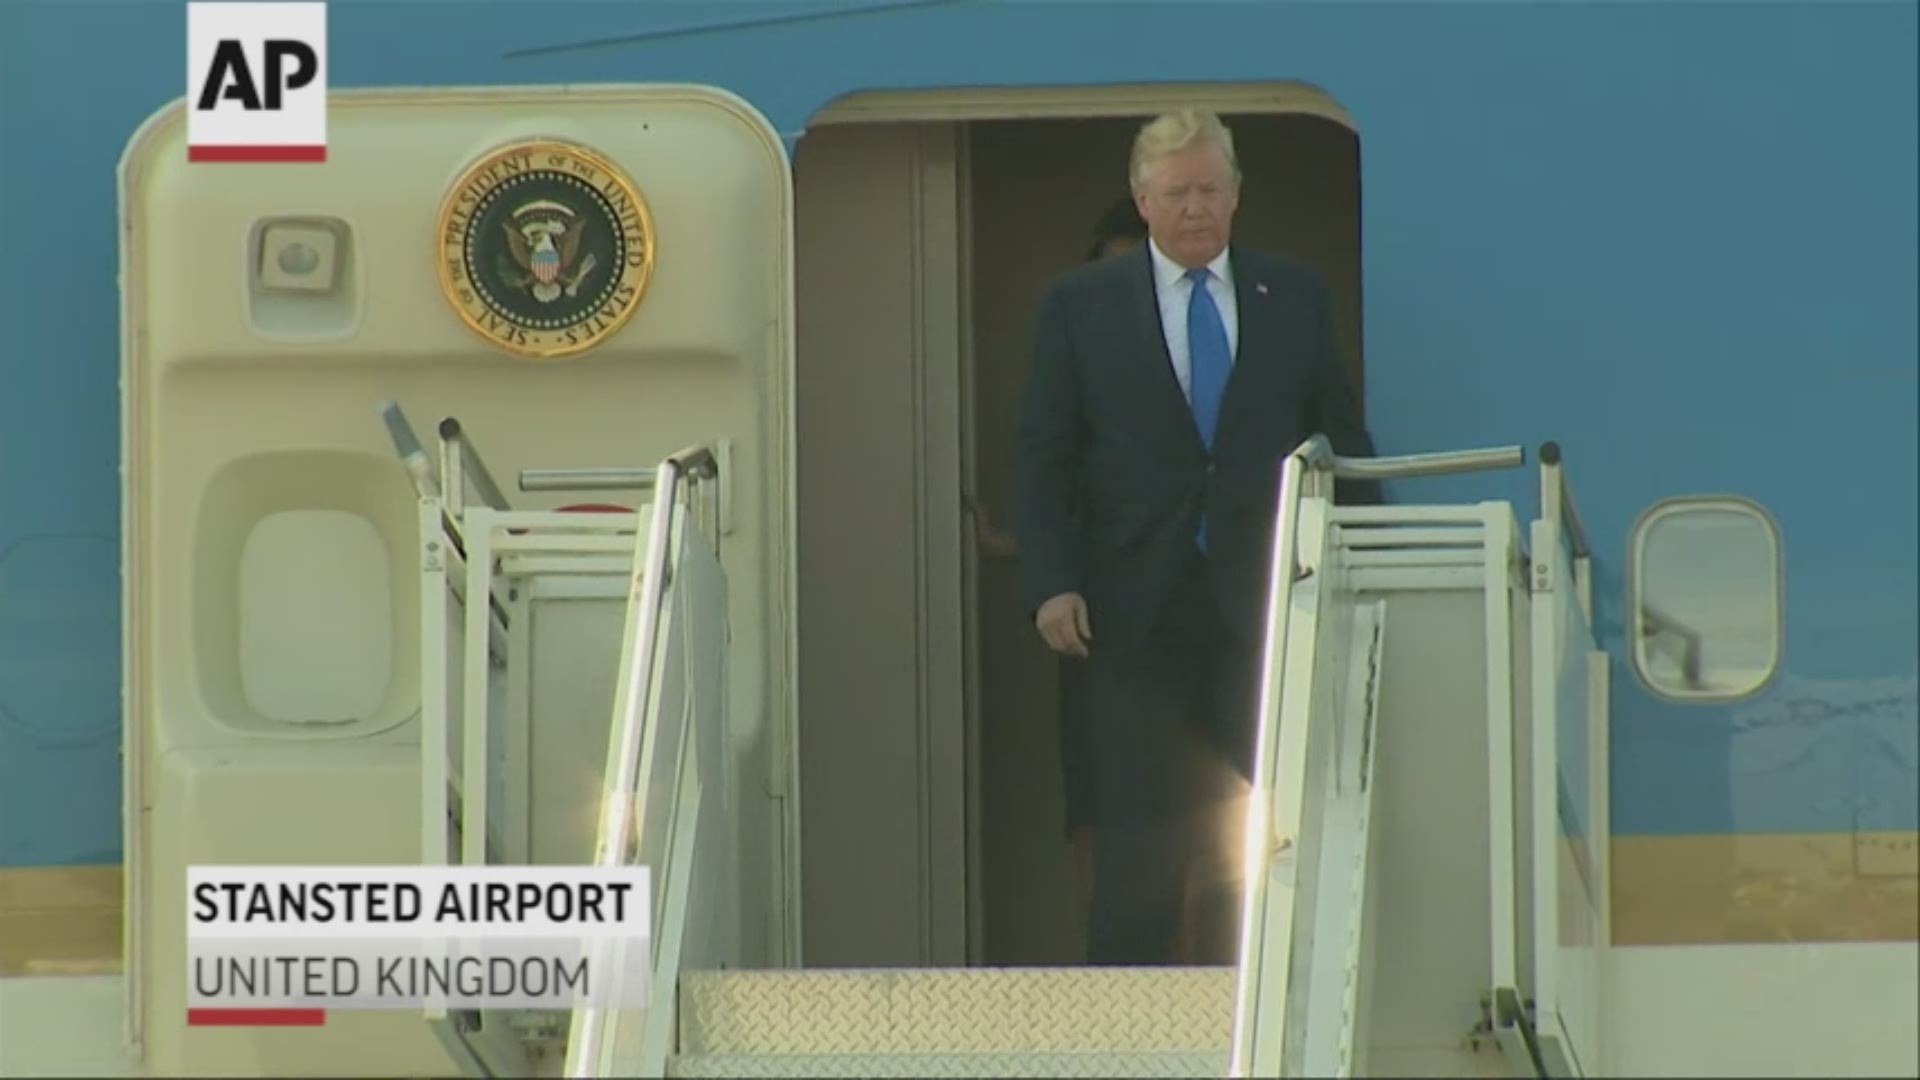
[187,1008,327,1027]
[187,145,328,163]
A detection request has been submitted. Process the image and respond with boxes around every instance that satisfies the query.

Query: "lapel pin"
[1256,282,1269,294]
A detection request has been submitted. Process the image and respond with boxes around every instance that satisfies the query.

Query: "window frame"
[1626,494,1785,704]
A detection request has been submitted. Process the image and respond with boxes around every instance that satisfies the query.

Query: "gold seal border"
[435,138,658,361]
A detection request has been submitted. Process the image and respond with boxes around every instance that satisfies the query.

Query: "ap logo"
[187,2,328,162]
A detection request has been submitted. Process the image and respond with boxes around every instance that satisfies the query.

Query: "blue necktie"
[1187,267,1231,550]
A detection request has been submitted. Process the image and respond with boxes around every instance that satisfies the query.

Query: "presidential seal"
[438,139,655,359]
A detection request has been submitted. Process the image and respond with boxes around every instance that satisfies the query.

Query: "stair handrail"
[378,401,442,500]
[563,443,720,1079]
[1537,441,1593,617]
[1229,435,1526,1077]
[1227,435,1318,1079]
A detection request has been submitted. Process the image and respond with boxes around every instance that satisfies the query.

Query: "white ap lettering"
[197,39,317,111]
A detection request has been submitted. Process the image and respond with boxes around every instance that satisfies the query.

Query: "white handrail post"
[1228,437,1320,1077]
[564,444,718,1080]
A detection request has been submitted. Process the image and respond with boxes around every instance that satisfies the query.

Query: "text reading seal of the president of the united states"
[438,139,656,359]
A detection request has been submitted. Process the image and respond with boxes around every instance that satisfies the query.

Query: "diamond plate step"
[667,1049,1229,1077]
[677,966,1235,1056]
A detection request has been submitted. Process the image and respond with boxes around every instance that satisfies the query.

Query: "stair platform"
[672,966,1235,1075]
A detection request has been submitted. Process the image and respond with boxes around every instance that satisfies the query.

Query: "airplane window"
[1629,497,1783,702]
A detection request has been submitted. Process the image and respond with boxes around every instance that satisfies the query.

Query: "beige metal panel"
[0,975,143,1077]
[1605,943,1920,1078]
[792,122,967,968]
[144,747,453,1077]
[526,599,630,865]
[1355,588,1505,1073]
[678,967,1234,1057]
[1330,510,1536,1078]
[119,84,795,1075]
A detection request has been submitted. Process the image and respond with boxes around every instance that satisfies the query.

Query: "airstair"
[394,411,1611,1079]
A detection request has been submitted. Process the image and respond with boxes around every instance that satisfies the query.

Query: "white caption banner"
[187,866,652,1012]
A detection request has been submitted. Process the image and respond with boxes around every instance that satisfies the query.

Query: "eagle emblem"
[437,138,656,359]
[498,200,600,303]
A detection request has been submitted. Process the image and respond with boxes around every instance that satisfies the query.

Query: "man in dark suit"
[1010,108,1380,965]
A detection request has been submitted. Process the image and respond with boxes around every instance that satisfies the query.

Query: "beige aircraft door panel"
[119,84,796,1078]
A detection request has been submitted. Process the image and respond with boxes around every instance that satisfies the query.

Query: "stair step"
[677,966,1235,1056]
[667,1050,1229,1077]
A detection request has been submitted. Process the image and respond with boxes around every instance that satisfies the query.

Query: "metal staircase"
[392,421,1610,1079]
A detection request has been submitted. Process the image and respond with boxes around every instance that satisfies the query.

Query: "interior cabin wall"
[791,121,969,968]
[966,113,1364,964]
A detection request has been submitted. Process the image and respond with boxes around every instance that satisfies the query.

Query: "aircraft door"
[119,84,796,1078]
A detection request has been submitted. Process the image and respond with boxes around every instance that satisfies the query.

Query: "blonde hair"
[1129,109,1241,194]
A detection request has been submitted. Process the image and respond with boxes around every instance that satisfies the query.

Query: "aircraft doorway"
[791,93,1363,969]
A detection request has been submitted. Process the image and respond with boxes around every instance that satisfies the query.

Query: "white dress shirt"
[1148,237,1239,403]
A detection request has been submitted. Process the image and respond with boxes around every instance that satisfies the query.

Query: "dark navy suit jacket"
[1011,243,1381,652]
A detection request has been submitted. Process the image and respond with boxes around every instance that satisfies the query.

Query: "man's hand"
[1035,592,1092,658]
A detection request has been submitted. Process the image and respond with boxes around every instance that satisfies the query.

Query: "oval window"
[1628,497,1783,702]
